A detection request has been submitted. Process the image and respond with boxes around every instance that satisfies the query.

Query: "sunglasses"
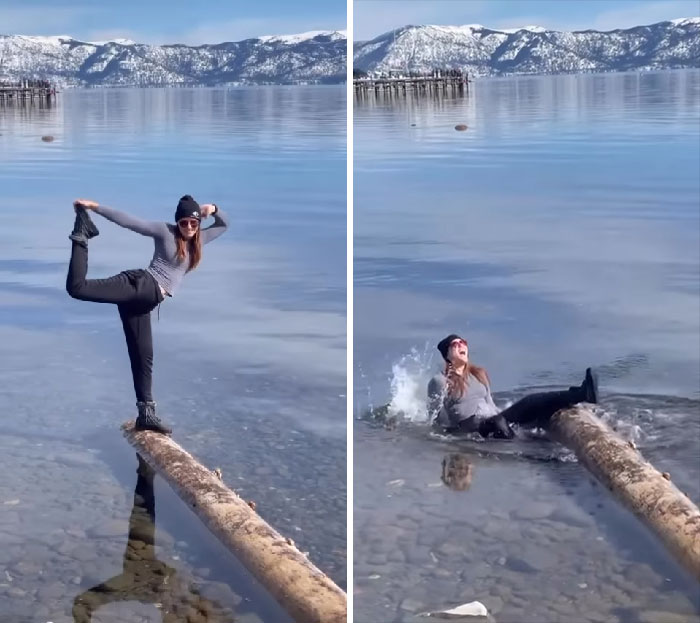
[178,218,200,229]
[450,339,468,349]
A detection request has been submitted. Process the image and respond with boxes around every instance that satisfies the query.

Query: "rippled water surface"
[354,71,700,623]
[0,86,346,621]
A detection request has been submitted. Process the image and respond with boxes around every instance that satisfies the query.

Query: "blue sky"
[1,1,697,45]
[354,0,700,41]
[0,0,346,44]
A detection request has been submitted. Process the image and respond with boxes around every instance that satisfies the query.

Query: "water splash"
[598,405,648,444]
[354,361,374,419]
[387,346,435,423]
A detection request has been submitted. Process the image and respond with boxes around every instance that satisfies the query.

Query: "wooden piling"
[353,73,470,98]
[0,79,57,105]
[121,421,347,623]
[547,406,700,582]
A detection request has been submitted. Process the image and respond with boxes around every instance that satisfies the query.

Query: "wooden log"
[547,407,700,581]
[121,421,346,623]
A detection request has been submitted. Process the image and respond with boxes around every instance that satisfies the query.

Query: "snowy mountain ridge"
[0,30,347,86]
[354,18,700,76]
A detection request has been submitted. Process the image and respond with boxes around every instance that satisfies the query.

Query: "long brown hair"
[175,226,202,272]
[445,361,490,398]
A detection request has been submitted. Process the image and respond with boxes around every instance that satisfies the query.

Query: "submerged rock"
[37,580,66,600]
[55,451,98,467]
[482,595,504,614]
[513,502,555,520]
[400,597,424,612]
[506,547,558,573]
[454,124,468,131]
[639,611,697,623]
[89,519,126,538]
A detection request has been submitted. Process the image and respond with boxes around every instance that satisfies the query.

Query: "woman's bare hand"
[200,203,217,218]
[74,199,99,210]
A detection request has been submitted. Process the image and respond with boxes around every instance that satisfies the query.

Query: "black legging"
[66,241,163,402]
[463,388,584,439]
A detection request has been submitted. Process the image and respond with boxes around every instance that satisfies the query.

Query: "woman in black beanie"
[65,195,229,434]
[428,334,598,438]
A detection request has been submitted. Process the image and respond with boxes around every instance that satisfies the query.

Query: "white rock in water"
[420,600,489,618]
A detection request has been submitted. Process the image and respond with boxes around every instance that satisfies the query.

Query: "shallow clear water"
[354,71,700,622]
[0,86,346,620]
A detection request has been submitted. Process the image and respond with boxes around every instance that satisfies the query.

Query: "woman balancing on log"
[428,334,598,438]
[66,196,228,434]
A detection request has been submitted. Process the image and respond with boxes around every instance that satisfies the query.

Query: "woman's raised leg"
[66,241,139,303]
[499,369,598,428]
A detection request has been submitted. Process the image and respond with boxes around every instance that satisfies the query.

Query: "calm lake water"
[0,86,345,621]
[354,71,700,623]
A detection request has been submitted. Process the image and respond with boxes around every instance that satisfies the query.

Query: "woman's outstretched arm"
[199,204,229,244]
[75,200,167,238]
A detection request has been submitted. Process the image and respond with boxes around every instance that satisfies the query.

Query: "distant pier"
[0,79,57,105]
[354,71,470,97]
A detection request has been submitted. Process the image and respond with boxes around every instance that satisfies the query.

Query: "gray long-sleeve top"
[93,205,228,296]
[427,372,499,431]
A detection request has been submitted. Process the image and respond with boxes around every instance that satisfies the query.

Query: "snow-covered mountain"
[354,18,700,76]
[0,30,346,86]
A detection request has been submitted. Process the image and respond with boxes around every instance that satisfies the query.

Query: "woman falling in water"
[66,195,228,434]
[428,334,598,438]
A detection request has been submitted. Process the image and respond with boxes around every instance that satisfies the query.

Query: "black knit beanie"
[175,195,201,222]
[437,334,465,361]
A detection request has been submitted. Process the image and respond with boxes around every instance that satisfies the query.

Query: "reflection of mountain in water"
[0,86,346,155]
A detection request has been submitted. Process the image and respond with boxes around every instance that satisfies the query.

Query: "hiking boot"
[69,206,99,244]
[135,401,172,435]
